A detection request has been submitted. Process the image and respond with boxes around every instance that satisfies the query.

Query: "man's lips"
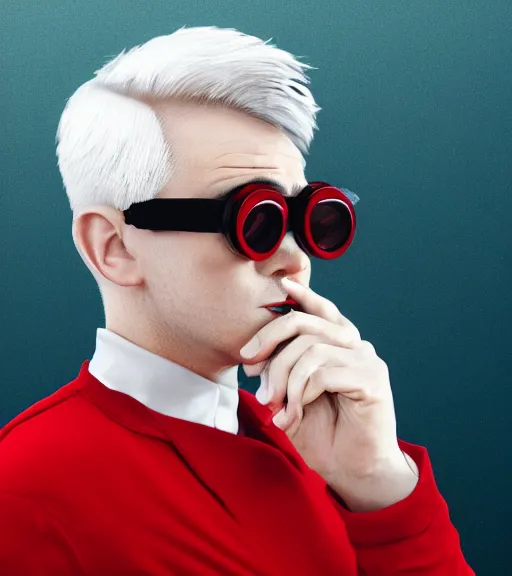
[263,298,298,309]
[262,298,302,314]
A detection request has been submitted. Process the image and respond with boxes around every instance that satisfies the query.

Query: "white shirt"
[88,328,240,435]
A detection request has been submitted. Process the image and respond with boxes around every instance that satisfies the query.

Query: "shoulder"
[1,379,83,442]
[0,378,113,494]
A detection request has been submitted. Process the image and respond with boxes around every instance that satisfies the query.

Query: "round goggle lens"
[242,202,284,253]
[310,200,352,252]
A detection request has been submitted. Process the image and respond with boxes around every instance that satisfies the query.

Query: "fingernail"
[272,409,288,429]
[255,384,269,405]
[256,371,272,405]
[240,336,260,358]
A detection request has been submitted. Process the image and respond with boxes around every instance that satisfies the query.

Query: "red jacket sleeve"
[0,492,86,576]
[329,441,475,575]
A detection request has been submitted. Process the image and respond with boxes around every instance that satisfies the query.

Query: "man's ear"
[72,207,143,288]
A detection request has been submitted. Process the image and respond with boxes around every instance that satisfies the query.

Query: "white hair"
[56,26,321,219]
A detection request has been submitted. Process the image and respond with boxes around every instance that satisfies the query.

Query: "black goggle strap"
[123,185,360,232]
[124,198,225,232]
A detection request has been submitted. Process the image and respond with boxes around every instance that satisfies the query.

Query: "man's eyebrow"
[214,177,305,199]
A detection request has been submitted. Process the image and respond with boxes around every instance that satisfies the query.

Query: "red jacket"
[0,361,474,575]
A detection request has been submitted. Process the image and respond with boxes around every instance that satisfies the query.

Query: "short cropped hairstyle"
[56,26,321,219]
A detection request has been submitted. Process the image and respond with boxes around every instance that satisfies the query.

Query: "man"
[0,26,474,575]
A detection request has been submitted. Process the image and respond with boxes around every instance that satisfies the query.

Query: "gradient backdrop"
[1,1,511,574]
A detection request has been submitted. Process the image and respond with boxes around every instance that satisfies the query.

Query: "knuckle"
[361,340,376,354]
[343,327,361,347]
[304,334,322,347]
[378,357,389,375]
[325,301,340,317]
[309,341,327,356]
[311,367,327,387]
[352,327,362,342]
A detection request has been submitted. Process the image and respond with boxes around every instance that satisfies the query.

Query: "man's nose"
[258,232,310,275]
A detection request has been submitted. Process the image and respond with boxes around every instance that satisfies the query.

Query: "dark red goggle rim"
[226,181,356,260]
[123,181,357,261]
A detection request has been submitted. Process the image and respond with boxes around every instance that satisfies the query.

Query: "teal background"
[2,1,511,573]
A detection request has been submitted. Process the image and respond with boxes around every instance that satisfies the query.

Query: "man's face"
[120,100,311,377]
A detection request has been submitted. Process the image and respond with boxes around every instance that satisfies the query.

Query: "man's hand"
[240,277,418,512]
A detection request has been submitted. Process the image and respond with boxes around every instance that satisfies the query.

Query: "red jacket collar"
[77,360,309,473]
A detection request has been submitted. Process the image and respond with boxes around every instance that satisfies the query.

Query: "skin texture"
[72,99,418,511]
[72,100,310,383]
[242,277,419,512]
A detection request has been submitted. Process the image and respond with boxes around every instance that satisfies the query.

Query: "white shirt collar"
[88,328,240,435]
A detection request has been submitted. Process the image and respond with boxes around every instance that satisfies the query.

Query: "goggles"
[123,180,360,261]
